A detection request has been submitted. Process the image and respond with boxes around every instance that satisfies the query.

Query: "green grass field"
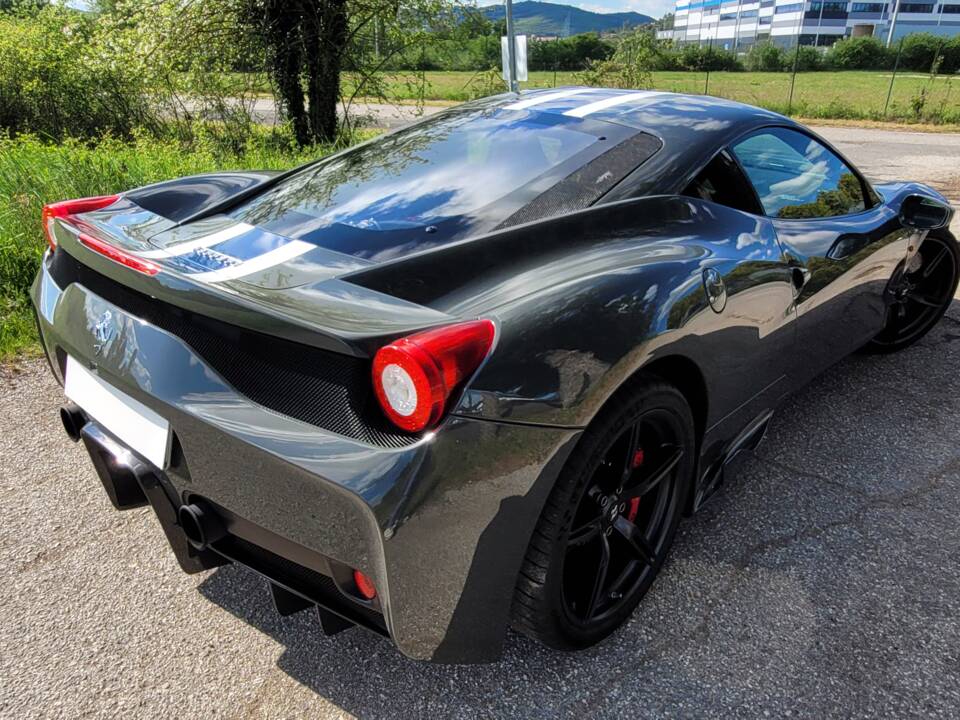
[345,70,960,124]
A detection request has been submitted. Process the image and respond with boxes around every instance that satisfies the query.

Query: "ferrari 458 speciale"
[33,88,957,662]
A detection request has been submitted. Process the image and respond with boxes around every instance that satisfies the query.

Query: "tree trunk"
[303,0,347,143]
[263,0,309,145]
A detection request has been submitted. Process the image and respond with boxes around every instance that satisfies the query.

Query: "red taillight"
[78,232,160,276]
[372,319,496,432]
[353,569,377,600]
[42,194,120,250]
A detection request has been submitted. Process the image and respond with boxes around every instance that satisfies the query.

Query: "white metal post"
[814,1,825,47]
[505,0,519,93]
[886,0,901,46]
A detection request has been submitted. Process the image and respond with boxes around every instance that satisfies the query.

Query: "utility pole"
[505,0,519,93]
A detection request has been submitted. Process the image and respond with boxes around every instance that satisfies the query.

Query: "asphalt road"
[242,99,444,129]
[2,122,960,719]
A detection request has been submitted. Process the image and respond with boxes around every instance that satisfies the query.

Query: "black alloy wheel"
[512,379,695,650]
[868,231,960,353]
[561,415,683,626]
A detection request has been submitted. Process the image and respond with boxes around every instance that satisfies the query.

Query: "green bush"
[678,44,742,72]
[897,32,946,72]
[744,42,787,71]
[0,6,155,140]
[940,36,960,74]
[529,33,613,71]
[826,36,893,70]
[0,128,366,358]
[791,45,823,72]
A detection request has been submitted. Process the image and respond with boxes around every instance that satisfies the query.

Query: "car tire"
[865,230,960,354]
[511,376,696,651]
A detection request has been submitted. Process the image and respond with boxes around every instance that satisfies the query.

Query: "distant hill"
[480,1,653,36]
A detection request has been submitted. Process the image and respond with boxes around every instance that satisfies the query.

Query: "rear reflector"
[42,194,120,251]
[353,569,377,600]
[372,320,496,432]
[78,232,161,276]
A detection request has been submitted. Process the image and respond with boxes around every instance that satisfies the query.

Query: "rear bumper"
[32,252,580,662]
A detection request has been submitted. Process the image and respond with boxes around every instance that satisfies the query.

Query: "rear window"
[229,107,622,261]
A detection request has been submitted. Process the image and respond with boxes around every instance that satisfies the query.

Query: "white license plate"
[64,355,170,468]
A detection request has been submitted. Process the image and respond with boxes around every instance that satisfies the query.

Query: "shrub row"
[364,28,960,75]
[651,34,960,73]
[744,34,960,73]
[375,32,960,75]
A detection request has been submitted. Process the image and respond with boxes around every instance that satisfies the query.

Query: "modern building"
[657,0,960,48]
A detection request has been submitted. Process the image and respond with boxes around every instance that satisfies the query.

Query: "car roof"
[480,86,789,136]
[473,87,800,197]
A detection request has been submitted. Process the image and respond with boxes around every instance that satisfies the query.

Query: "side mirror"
[900,195,951,231]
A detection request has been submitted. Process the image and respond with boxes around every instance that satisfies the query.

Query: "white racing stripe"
[563,92,665,118]
[188,239,315,283]
[502,89,592,111]
[138,222,254,258]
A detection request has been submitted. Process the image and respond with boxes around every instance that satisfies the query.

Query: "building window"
[720,11,738,19]
[898,3,934,10]
[809,2,848,11]
[941,3,960,11]
[806,1,849,17]
[775,2,804,12]
[759,14,772,22]
[741,9,759,16]
[851,2,885,10]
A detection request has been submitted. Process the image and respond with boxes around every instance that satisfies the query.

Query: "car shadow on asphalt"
[196,302,960,718]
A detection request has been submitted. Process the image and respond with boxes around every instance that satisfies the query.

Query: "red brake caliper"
[627,448,644,522]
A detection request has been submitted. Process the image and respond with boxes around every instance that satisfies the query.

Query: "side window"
[682,150,763,215]
[730,128,866,219]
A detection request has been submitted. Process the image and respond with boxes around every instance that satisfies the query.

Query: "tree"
[241,0,457,144]
[94,0,454,147]
[655,12,674,31]
[243,1,348,146]
[578,28,659,89]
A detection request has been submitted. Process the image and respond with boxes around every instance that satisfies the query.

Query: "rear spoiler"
[50,212,454,358]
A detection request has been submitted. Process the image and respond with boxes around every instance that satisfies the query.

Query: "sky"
[473,0,675,20]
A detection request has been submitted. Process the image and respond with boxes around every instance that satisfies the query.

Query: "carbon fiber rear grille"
[49,250,417,448]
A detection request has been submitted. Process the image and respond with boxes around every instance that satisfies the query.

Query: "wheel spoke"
[613,515,658,566]
[619,422,642,486]
[606,561,638,599]
[908,294,942,309]
[923,246,949,279]
[584,534,611,619]
[622,447,683,500]
[568,517,602,546]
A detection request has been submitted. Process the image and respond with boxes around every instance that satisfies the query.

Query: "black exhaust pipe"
[178,501,227,551]
[59,402,87,442]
